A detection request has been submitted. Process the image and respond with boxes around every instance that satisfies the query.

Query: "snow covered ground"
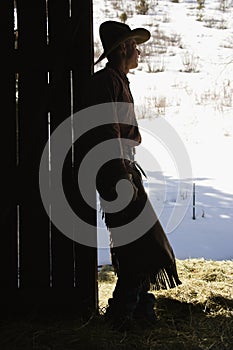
[93,0,233,263]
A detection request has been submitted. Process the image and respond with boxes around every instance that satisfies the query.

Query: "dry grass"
[1,259,233,350]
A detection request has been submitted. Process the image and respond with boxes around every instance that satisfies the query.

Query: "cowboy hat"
[94,20,151,65]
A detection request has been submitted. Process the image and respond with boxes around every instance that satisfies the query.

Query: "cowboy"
[80,21,182,330]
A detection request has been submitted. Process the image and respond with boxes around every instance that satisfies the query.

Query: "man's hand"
[98,174,138,203]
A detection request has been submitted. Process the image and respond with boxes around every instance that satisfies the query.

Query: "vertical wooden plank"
[71,0,94,110]
[17,0,50,289]
[47,0,75,289]
[71,0,98,315]
[0,0,18,291]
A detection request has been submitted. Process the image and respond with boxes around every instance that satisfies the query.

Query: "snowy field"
[93,0,233,264]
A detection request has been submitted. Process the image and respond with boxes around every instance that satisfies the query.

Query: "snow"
[93,0,233,264]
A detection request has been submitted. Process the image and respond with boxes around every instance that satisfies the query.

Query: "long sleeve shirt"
[79,63,142,186]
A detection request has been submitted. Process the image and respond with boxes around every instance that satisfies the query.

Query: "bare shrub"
[112,0,122,10]
[135,95,168,119]
[125,3,134,18]
[135,103,152,119]
[221,35,233,49]
[196,0,205,11]
[204,17,218,28]
[181,51,200,73]
[219,0,229,12]
[146,55,165,73]
[136,0,149,15]
[196,9,204,21]
[154,96,167,115]
[169,32,182,47]
[119,11,127,23]
[218,18,228,29]
[152,27,168,45]
[162,12,171,23]
[152,26,182,50]
[204,16,228,29]
[221,79,233,107]
[139,38,167,63]
[142,96,168,116]
[195,80,233,110]
[139,43,154,62]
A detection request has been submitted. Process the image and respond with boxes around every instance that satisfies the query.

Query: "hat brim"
[94,28,150,65]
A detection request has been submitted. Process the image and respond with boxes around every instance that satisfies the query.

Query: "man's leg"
[105,275,140,317]
[105,272,157,329]
[105,273,142,329]
[134,290,157,325]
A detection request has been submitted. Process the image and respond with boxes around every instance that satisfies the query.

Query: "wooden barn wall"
[0,0,98,314]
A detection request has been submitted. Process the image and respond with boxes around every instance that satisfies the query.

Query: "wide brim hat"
[94,20,151,65]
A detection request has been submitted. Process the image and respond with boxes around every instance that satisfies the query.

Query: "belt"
[123,145,147,178]
[123,145,136,162]
[133,161,147,178]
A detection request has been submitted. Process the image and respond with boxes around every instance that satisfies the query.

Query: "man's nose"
[137,48,141,55]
